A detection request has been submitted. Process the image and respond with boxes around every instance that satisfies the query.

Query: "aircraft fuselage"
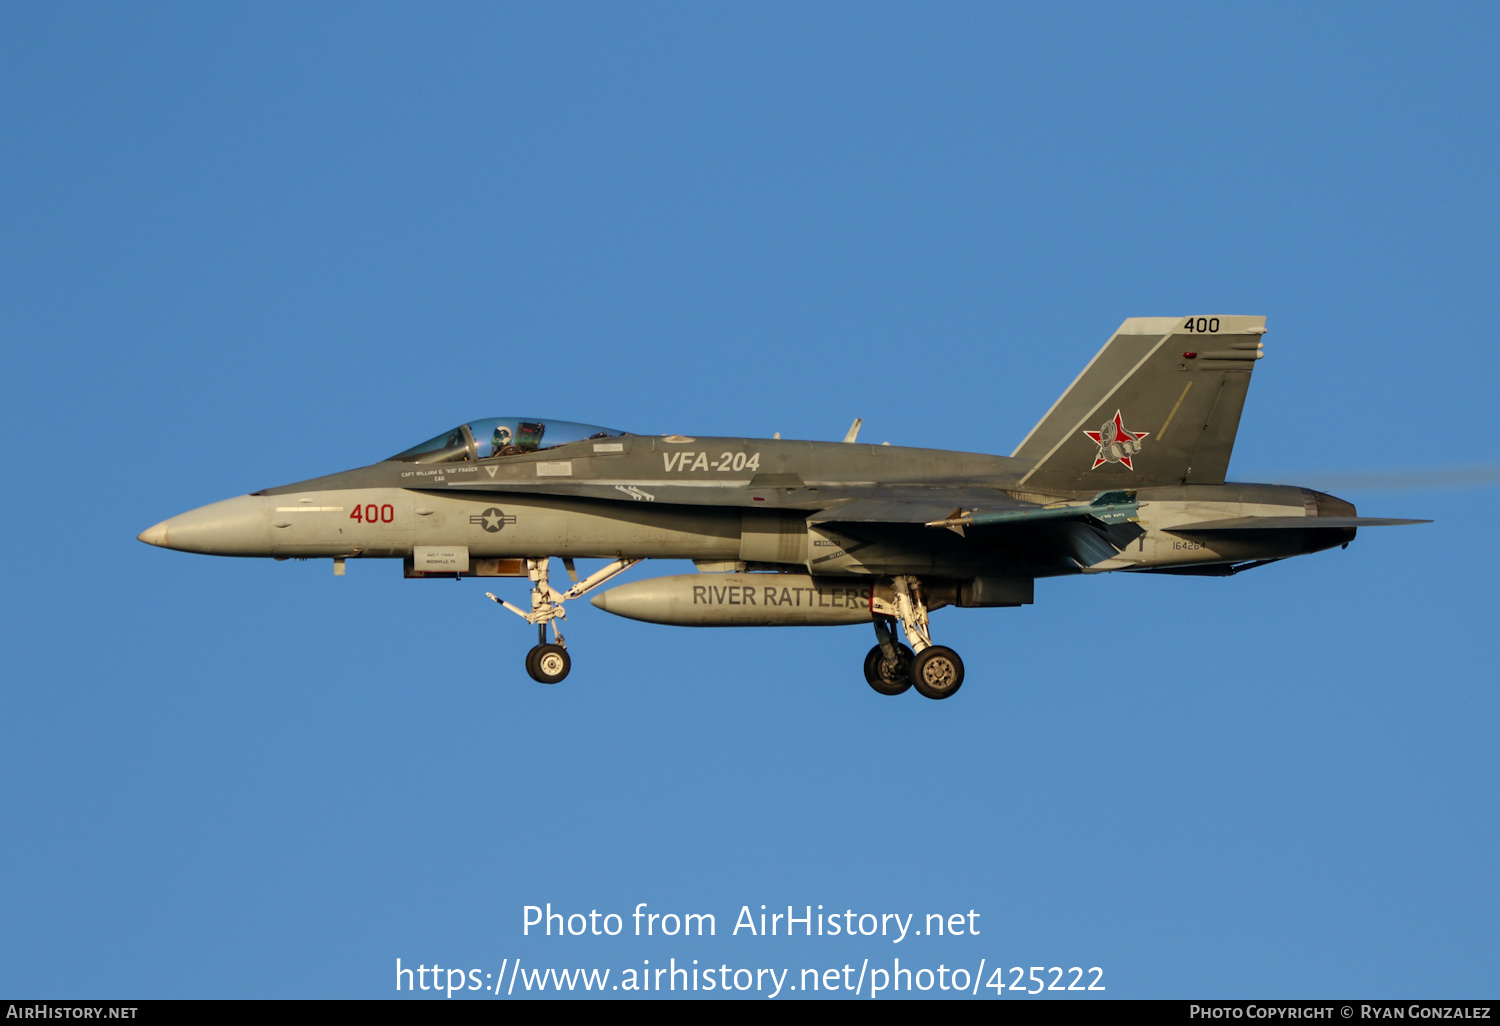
[138,434,1353,577]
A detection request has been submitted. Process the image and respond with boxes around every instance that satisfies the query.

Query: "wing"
[808,489,1141,530]
[801,489,1143,575]
[805,489,1050,526]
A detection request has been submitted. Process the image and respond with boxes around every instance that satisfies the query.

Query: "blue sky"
[2,2,1495,998]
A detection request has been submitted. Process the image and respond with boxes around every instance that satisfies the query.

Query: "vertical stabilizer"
[1013,316,1266,491]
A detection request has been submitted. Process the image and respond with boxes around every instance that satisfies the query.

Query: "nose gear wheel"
[527,644,571,684]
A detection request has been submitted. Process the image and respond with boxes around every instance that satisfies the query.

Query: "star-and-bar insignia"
[1083,410,1149,470]
[469,507,518,533]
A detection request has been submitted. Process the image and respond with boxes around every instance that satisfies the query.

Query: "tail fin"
[1013,316,1266,491]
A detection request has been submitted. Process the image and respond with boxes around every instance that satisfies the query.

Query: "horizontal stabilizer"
[1168,516,1430,532]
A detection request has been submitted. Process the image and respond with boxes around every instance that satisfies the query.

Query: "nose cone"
[136,495,271,555]
[137,521,171,547]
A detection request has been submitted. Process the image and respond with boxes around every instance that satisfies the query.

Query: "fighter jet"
[137,316,1426,699]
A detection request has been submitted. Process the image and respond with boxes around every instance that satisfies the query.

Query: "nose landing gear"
[486,556,640,684]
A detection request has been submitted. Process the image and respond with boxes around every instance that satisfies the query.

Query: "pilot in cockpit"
[484,420,547,458]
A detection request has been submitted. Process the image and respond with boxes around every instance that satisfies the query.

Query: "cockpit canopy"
[390,418,626,464]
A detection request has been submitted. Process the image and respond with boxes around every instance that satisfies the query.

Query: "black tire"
[528,643,571,684]
[910,646,964,700]
[863,643,914,696]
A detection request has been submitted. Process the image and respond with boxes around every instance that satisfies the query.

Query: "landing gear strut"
[867,575,964,699]
[486,556,639,684]
[863,617,912,695]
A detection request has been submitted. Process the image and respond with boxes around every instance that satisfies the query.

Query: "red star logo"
[1082,410,1149,470]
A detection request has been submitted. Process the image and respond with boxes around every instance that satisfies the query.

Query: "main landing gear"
[486,556,639,684]
[863,575,965,700]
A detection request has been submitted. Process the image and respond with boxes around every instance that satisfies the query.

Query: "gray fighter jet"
[138,316,1426,698]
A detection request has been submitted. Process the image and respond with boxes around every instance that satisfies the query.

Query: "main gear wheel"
[910,645,964,700]
[863,643,914,696]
